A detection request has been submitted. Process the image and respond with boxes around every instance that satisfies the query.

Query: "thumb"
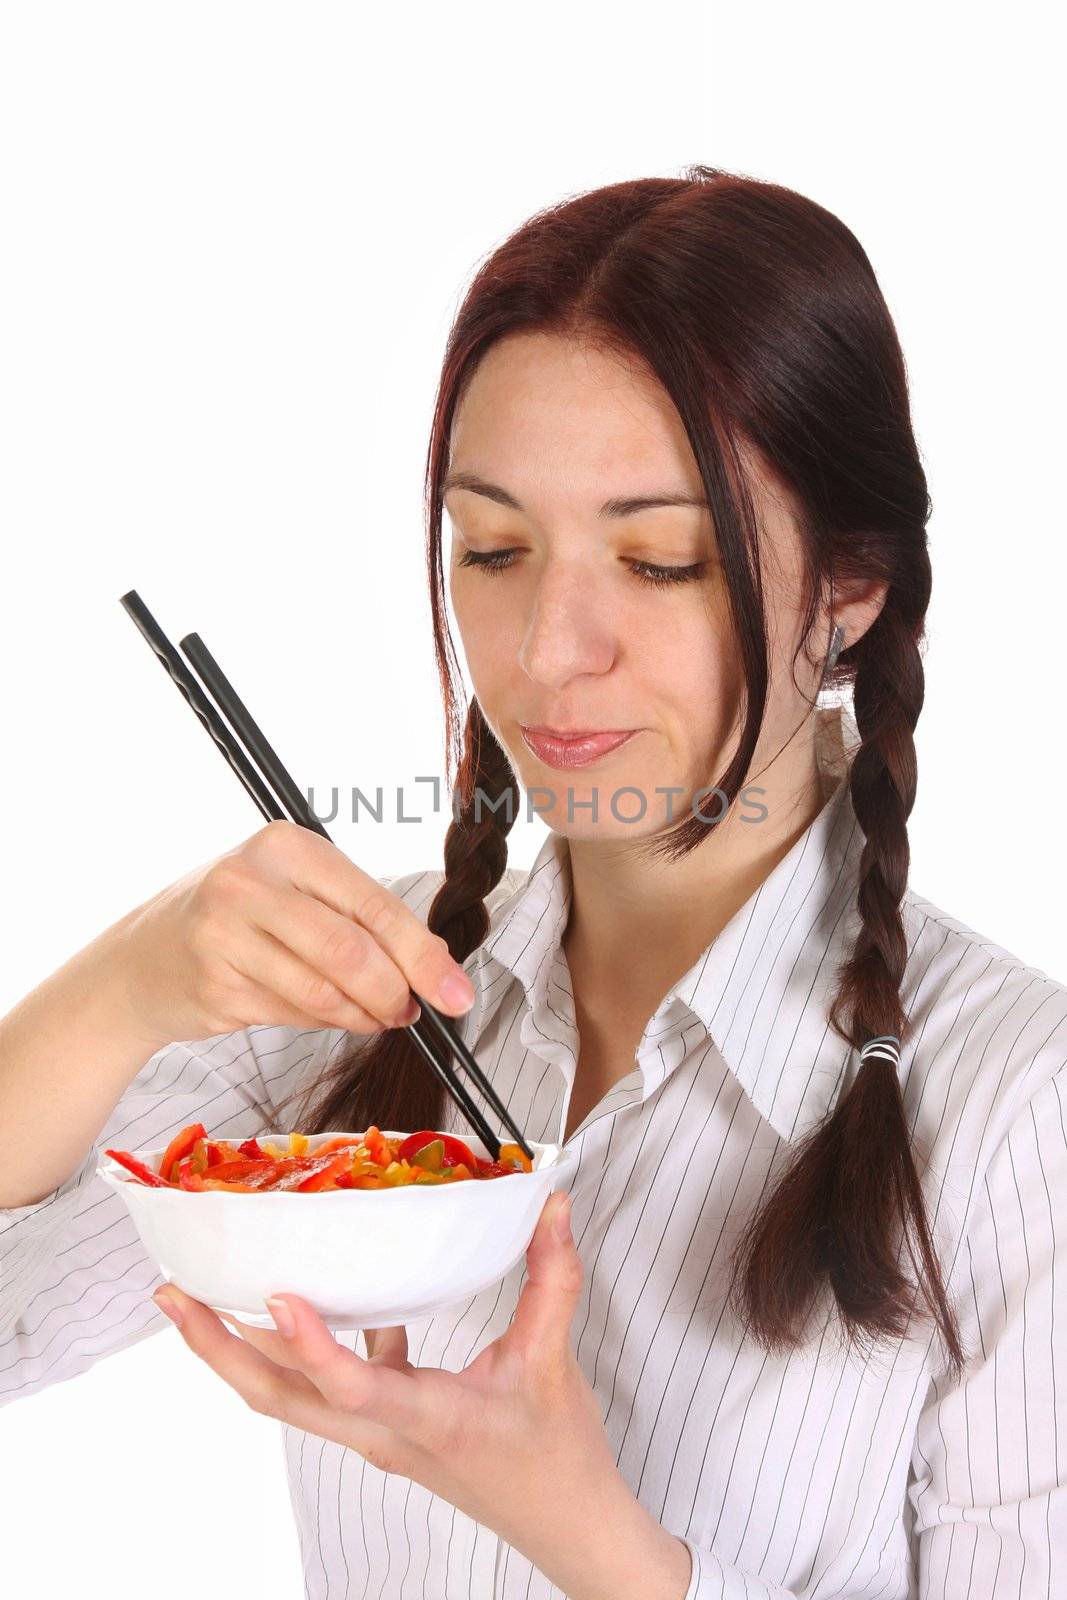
[506,1191,582,1362]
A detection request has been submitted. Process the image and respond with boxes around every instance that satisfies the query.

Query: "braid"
[832,609,919,1038]
[268,700,518,1141]
[426,700,519,963]
[728,597,966,1384]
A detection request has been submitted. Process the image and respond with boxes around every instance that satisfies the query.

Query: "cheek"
[450,578,520,695]
[637,602,739,746]
[633,601,735,697]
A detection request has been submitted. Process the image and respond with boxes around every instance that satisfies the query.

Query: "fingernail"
[266,1296,296,1338]
[439,972,475,1009]
[153,1289,184,1328]
[553,1194,572,1242]
[393,997,421,1027]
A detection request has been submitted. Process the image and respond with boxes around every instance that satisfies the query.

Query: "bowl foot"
[213,1304,381,1332]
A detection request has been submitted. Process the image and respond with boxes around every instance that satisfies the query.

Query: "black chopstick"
[174,620,531,1152]
[180,620,537,1152]
[179,632,331,840]
[404,1024,518,1157]
[416,1000,540,1161]
[121,589,534,1164]
[120,591,284,825]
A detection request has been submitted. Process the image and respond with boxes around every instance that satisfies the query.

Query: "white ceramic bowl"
[97,1130,578,1330]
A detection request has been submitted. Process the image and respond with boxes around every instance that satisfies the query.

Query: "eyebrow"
[441,470,708,518]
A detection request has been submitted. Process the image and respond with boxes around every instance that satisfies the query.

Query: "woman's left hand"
[150,1190,625,1557]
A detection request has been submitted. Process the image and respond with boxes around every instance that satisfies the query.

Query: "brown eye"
[456,549,520,573]
[456,549,708,585]
[628,560,708,588]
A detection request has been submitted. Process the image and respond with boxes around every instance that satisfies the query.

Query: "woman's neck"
[561,752,833,1023]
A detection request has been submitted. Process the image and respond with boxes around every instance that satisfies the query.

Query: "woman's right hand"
[113,821,476,1045]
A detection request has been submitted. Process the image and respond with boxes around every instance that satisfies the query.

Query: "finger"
[363,1324,409,1369]
[214,973,371,1034]
[248,884,421,1028]
[225,925,397,1034]
[219,1312,314,1372]
[260,836,476,1016]
[266,1295,420,1431]
[158,1289,330,1424]
[504,1193,582,1366]
[187,1298,418,1475]
[224,1314,400,1377]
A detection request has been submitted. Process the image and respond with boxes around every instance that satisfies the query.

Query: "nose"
[517,560,617,689]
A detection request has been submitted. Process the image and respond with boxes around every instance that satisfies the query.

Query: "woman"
[2,166,1065,1599]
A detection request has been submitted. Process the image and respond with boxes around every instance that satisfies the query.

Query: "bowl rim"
[95,1130,573,1197]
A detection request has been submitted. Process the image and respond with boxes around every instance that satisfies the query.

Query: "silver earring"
[824,623,845,674]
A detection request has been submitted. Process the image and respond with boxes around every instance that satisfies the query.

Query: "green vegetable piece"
[411,1138,444,1171]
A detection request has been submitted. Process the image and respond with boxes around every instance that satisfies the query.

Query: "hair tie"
[858,1035,902,1067]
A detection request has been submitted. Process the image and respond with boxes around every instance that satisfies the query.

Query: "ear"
[830,575,890,653]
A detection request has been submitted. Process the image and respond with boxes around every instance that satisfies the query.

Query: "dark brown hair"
[270,165,964,1381]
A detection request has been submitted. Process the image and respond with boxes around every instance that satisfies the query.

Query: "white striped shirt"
[3,703,1067,1598]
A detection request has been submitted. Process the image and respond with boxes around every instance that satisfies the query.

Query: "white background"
[2,3,1063,1595]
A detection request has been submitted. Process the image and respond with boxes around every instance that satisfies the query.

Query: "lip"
[519,725,638,769]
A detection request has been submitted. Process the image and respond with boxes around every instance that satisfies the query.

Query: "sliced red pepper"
[313,1136,363,1157]
[104,1148,172,1187]
[396,1129,478,1171]
[177,1154,299,1190]
[210,1140,243,1162]
[158,1122,207,1184]
[253,1161,320,1191]
[295,1151,355,1192]
[110,1127,513,1192]
[198,1157,280,1183]
[180,1157,291,1192]
[437,1134,478,1170]
[396,1129,436,1163]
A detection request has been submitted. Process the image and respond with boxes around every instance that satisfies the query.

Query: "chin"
[539,804,677,844]
[510,758,685,842]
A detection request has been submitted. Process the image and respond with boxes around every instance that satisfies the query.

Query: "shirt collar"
[469,702,865,1145]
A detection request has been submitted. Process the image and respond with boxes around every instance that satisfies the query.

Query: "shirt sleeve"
[0,860,475,1407]
[677,1539,797,1598]
[907,1064,1067,1596]
[0,1022,344,1405]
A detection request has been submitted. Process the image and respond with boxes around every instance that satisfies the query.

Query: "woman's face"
[445,330,821,840]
